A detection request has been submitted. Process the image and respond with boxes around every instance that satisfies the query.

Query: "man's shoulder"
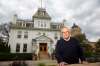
[56,38,63,44]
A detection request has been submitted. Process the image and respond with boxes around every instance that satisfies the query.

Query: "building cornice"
[11,26,60,31]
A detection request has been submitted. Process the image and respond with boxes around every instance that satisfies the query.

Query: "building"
[9,8,63,57]
[9,7,86,60]
[71,23,82,37]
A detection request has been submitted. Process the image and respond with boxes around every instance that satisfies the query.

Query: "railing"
[64,63,100,66]
[11,25,60,31]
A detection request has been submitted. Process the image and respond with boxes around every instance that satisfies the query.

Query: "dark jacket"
[55,37,86,64]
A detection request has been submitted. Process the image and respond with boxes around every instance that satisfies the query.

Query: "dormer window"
[26,23,30,28]
[32,8,51,20]
[38,11,41,15]
[17,22,22,26]
[43,11,45,16]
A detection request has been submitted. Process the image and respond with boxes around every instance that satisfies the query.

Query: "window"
[18,22,22,26]
[42,11,45,16]
[24,34,28,38]
[51,25,57,29]
[38,21,40,27]
[17,35,21,38]
[23,23,26,27]
[17,31,22,38]
[26,23,30,28]
[40,12,43,15]
[23,43,27,52]
[54,33,58,39]
[41,23,43,27]
[16,43,20,52]
[38,11,41,15]
[24,31,28,38]
[44,22,46,27]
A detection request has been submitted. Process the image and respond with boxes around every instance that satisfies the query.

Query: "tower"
[32,0,51,29]
[12,14,18,24]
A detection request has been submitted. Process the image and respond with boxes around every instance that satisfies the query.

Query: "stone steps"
[39,52,50,60]
[39,54,49,59]
[33,60,57,66]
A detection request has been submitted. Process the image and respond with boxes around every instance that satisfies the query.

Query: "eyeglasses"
[62,31,69,34]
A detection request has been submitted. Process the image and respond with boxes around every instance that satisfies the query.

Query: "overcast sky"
[0,0,100,42]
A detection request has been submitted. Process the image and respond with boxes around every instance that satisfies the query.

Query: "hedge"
[0,53,32,61]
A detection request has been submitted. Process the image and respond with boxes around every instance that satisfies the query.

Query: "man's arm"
[78,46,86,61]
[77,42,87,64]
[55,40,64,63]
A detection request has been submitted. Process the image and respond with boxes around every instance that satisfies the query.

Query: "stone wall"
[66,63,100,66]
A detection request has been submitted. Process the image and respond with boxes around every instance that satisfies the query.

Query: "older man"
[55,27,87,66]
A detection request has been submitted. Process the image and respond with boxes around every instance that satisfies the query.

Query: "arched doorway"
[33,35,54,59]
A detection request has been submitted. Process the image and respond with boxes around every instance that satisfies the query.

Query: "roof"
[72,23,79,28]
[32,8,51,19]
[17,19,32,22]
[33,35,53,43]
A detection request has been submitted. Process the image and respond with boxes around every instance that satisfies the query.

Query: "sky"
[0,0,100,42]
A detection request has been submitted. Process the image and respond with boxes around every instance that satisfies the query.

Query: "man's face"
[61,28,70,39]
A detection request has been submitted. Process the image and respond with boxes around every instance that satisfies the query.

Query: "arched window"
[23,43,27,52]
[16,43,20,52]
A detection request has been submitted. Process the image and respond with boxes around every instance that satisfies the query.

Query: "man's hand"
[58,62,68,66]
[81,61,88,64]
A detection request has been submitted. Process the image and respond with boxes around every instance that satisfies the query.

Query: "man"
[55,27,87,66]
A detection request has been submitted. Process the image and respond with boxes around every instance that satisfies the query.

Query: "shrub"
[0,53,32,61]
[38,63,46,66]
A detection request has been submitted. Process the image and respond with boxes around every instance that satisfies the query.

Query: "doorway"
[39,43,47,54]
